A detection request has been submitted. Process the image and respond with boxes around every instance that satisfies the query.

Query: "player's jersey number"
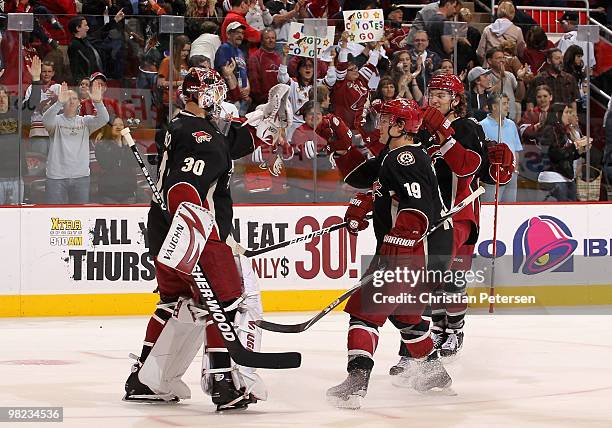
[181,157,206,176]
[403,182,422,198]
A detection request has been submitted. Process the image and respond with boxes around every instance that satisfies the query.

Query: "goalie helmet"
[180,67,227,111]
[427,73,465,95]
[379,98,422,134]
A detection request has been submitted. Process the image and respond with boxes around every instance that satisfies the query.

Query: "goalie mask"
[181,67,231,135]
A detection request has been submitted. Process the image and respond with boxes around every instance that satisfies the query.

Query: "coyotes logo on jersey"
[192,131,212,144]
[372,179,383,199]
[348,81,369,111]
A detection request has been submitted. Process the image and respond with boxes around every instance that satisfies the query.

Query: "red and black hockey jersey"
[335,143,453,260]
[417,117,486,244]
[147,111,256,256]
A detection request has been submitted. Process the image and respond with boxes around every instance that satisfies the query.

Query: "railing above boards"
[589,17,612,40]
[491,1,589,33]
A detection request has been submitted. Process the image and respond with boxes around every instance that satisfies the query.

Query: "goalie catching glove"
[244,83,292,145]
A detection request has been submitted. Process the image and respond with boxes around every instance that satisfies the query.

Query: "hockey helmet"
[427,73,465,95]
[181,67,228,111]
[379,98,422,134]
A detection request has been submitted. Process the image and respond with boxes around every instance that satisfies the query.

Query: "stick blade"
[228,342,302,368]
[254,319,307,333]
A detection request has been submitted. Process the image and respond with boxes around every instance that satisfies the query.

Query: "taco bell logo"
[513,216,577,275]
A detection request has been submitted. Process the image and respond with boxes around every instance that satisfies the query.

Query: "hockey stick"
[417,186,485,243]
[122,128,300,369]
[256,186,485,334]
[489,169,500,314]
[255,267,383,333]
[238,214,373,258]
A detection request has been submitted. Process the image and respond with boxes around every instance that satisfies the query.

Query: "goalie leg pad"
[157,201,215,274]
[201,255,268,401]
[139,297,208,399]
[233,254,267,401]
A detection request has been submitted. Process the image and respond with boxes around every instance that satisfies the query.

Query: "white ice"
[2,311,612,427]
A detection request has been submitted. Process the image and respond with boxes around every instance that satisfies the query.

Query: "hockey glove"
[317,114,353,154]
[487,142,513,167]
[485,141,515,185]
[422,106,454,140]
[379,210,427,257]
[345,192,373,235]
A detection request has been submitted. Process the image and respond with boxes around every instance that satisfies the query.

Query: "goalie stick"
[255,186,485,334]
[237,215,373,258]
[121,128,300,369]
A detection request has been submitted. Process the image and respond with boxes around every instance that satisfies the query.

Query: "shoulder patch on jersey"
[192,130,212,144]
[397,151,415,166]
[332,116,340,126]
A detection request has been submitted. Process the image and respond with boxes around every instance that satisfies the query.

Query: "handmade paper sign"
[288,22,335,58]
[343,9,384,43]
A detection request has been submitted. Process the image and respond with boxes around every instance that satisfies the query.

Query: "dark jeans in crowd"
[45,176,90,204]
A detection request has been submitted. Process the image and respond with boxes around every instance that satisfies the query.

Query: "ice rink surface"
[2,311,612,428]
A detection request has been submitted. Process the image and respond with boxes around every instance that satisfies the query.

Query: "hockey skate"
[211,372,255,411]
[431,326,447,350]
[392,352,453,394]
[440,329,464,358]
[326,357,373,409]
[327,368,372,409]
[412,353,453,393]
[123,358,180,403]
[389,356,411,376]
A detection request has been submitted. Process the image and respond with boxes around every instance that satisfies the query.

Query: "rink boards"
[1,203,612,316]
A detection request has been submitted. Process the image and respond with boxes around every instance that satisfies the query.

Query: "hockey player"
[124,67,291,410]
[388,74,515,374]
[326,99,453,409]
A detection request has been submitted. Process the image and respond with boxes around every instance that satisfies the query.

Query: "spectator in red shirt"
[519,84,553,145]
[247,28,281,105]
[79,72,121,118]
[37,0,77,46]
[384,6,409,54]
[221,0,261,44]
[522,26,555,74]
[331,33,381,133]
[289,101,344,201]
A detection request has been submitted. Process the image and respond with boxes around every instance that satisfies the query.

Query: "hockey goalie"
[123,67,291,411]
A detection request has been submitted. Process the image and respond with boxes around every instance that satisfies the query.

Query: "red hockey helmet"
[379,98,422,134]
[427,73,465,95]
[180,67,227,110]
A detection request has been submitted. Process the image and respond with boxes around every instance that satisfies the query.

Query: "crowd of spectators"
[0,0,609,205]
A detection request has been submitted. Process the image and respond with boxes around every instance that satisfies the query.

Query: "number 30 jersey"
[148,111,256,256]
